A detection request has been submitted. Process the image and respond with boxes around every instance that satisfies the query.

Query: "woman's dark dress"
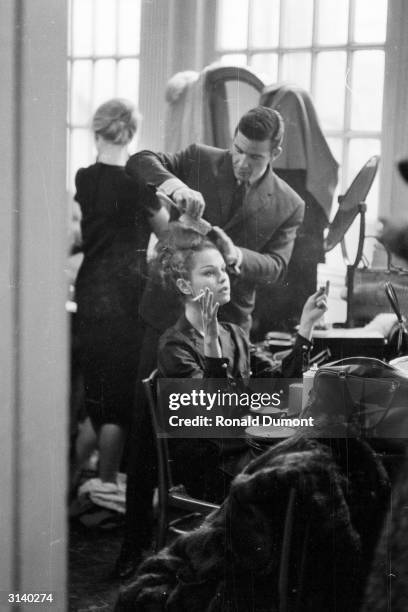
[74,162,160,427]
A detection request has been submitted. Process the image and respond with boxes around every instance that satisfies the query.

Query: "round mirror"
[324,155,380,252]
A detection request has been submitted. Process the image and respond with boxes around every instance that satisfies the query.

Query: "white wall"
[380,0,408,218]
[0,1,68,609]
[138,0,217,150]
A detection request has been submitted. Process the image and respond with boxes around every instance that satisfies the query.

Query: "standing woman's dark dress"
[75,162,160,429]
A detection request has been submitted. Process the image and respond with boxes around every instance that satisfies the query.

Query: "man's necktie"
[226,181,246,223]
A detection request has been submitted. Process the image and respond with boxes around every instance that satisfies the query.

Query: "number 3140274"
[8,593,54,604]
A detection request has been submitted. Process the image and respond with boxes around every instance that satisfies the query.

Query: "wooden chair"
[204,64,264,148]
[142,370,220,551]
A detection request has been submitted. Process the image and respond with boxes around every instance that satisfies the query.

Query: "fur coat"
[362,457,408,612]
[115,437,390,612]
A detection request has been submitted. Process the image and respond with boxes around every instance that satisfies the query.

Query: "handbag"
[307,357,408,438]
[347,241,408,326]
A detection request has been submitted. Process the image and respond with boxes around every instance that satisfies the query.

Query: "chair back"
[143,368,173,479]
[142,370,172,546]
[142,370,219,551]
[164,64,264,152]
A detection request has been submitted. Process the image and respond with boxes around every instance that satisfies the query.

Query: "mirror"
[324,155,380,253]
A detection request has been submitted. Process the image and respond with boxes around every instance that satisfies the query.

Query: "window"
[67,0,141,189]
[216,0,388,229]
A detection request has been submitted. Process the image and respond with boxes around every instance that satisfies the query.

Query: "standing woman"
[72,98,168,493]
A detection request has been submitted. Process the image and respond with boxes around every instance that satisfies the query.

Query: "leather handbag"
[347,243,408,326]
[308,357,408,438]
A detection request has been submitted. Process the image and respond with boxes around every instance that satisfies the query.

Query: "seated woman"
[154,225,328,501]
[157,224,327,379]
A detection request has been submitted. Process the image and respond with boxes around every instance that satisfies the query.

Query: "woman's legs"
[98,422,127,483]
[71,417,127,489]
[70,416,98,492]
[76,316,141,487]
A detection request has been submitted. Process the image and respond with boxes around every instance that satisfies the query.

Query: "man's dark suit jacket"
[127,143,304,331]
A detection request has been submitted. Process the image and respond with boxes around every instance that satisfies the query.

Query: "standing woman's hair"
[92,98,139,145]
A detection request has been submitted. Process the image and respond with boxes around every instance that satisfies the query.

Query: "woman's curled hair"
[152,222,218,296]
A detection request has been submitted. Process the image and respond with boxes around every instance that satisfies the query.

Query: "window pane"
[281,53,311,90]
[315,51,347,131]
[71,0,93,56]
[317,0,349,45]
[250,53,278,82]
[354,0,388,43]
[70,128,93,189]
[71,60,93,125]
[118,59,139,105]
[281,0,313,47]
[250,0,279,48]
[94,59,116,109]
[220,53,248,66]
[94,0,116,56]
[118,0,141,55]
[324,244,346,271]
[217,0,249,50]
[350,51,384,131]
[347,139,381,219]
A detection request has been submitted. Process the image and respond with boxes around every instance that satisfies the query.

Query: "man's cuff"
[159,178,186,197]
[295,334,313,351]
[204,356,230,377]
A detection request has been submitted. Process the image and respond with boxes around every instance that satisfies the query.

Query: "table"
[246,405,296,442]
[312,327,386,360]
[246,425,296,440]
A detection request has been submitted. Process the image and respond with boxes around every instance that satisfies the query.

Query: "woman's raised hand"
[199,287,222,358]
[298,289,328,340]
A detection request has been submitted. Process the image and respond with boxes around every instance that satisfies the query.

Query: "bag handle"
[385,282,403,322]
[325,356,386,367]
[364,235,408,273]
[385,281,408,354]
[322,356,395,371]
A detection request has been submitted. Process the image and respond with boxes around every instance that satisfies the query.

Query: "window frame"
[215,0,388,201]
[67,0,142,189]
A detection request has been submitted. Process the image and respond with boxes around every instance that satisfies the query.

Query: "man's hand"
[172,186,205,219]
[211,226,242,274]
